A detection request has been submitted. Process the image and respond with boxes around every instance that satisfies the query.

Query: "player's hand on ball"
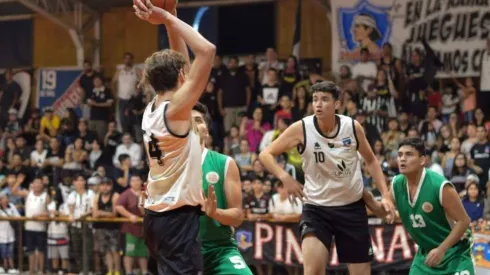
[279,173,304,204]
[425,247,445,267]
[202,185,217,219]
[133,0,169,25]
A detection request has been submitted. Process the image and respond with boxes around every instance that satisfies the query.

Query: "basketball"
[152,0,177,12]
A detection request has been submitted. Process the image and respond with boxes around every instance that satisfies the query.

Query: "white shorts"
[48,245,69,260]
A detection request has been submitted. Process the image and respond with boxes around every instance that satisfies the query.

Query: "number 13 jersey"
[142,100,204,212]
[300,114,363,207]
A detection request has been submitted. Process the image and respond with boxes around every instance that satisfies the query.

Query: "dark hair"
[192,102,212,128]
[399,137,426,156]
[357,13,381,41]
[72,173,86,182]
[360,48,369,55]
[118,154,130,164]
[310,81,341,100]
[83,60,92,65]
[229,56,239,63]
[123,52,134,59]
[140,49,187,93]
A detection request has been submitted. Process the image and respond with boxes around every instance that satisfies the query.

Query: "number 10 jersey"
[300,114,363,207]
[141,100,204,213]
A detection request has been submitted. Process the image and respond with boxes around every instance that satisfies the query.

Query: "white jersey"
[300,114,364,206]
[142,100,204,212]
[117,66,138,100]
[25,191,48,232]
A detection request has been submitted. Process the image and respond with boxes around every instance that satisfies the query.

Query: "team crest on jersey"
[206,172,219,184]
[342,137,352,148]
[422,202,433,213]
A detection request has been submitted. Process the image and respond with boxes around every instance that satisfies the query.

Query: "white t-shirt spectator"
[268,193,302,215]
[31,149,48,168]
[112,143,142,168]
[67,189,94,228]
[47,202,70,243]
[429,163,444,177]
[0,202,20,243]
[351,61,377,91]
[25,191,48,232]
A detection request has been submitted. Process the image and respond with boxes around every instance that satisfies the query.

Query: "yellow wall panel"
[276,0,332,74]
[101,7,159,76]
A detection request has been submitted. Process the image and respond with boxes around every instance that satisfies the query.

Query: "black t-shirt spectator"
[78,131,98,148]
[200,89,220,121]
[89,87,113,121]
[127,91,146,124]
[219,70,250,108]
[79,72,101,103]
[470,141,490,186]
[244,193,270,214]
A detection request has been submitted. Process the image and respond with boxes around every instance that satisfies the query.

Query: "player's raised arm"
[425,184,471,267]
[259,121,304,199]
[134,0,215,121]
[355,120,395,216]
[167,9,190,65]
[213,158,243,227]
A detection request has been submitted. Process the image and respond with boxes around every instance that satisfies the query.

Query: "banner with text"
[36,67,83,117]
[236,220,414,271]
[330,0,490,77]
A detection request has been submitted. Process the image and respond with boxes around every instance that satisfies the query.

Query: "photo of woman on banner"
[351,13,382,54]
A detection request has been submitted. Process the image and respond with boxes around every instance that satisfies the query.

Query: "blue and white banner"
[330,0,490,77]
[36,67,83,117]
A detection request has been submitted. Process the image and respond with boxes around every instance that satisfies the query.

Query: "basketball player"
[258,80,395,275]
[133,0,216,274]
[390,137,474,275]
[190,102,253,275]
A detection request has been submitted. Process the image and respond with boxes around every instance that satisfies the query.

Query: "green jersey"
[200,149,252,275]
[392,168,474,275]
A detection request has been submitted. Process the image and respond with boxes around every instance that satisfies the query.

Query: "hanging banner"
[330,0,490,77]
[36,67,83,117]
[236,220,414,271]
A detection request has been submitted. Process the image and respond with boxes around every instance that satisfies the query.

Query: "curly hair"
[140,49,187,93]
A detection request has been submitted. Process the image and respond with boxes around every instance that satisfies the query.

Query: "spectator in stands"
[210,55,226,81]
[93,178,121,275]
[234,139,256,176]
[126,86,146,143]
[115,174,148,275]
[381,118,404,152]
[406,48,427,119]
[461,124,478,157]
[474,108,490,132]
[280,55,301,99]
[462,181,484,222]
[244,175,270,221]
[352,48,377,92]
[470,126,490,188]
[0,193,20,274]
[441,137,461,177]
[441,85,459,123]
[46,187,69,275]
[200,80,223,149]
[114,154,133,193]
[79,60,100,120]
[275,95,293,127]
[67,174,94,274]
[23,108,41,145]
[77,120,97,151]
[448,153,475,192]
[112,52,141,133]
[30,140,47,174]
[240,107,271,153]
[88,74,114,143]
[112,133,142,169]
[258,68,280,124]
[241,54,260,106]
[3,138,16,164]
[360,84,389,133]
[419,106,443,134]
[218,56,251,132]
[268,181,301,221]
[223,125,240,156]
[259,48,282,85]
[1,69,22,112]
[448,112,464,140]
[39,107,60,141]
[14,137,30,166]
[8,155,29,189]
[291,86,310,121]
[452,75,477,123]
[63,137,87,171]
[0,173,24,212]
[104,121,122,159]
[44,138,64,184]
[372,139,385,163]
[2,109,22,147]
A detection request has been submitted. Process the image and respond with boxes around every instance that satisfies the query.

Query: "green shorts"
[125,233,148,258]
[202,245,252,275]
[410,253,475,275]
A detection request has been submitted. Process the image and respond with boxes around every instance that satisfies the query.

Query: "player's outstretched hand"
[280,174,304,205]
[425,247,445,267]
[202,185,217,219]
[133,0,169,25]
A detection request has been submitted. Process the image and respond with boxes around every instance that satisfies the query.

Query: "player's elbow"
[231,211,244,227]
[199,43,216,56]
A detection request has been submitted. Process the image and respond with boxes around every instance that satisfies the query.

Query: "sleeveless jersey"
[392,168,473,274]
[300,114,363,206]
[200,148,235,246]
[142,100,204,212]
[117,66,138,100]
[25,191,48,231]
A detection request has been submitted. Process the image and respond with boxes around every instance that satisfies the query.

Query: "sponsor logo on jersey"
[236,230,253,251]
[422,202,433,213]
[206,171,219,185]
[314,142,322,150]
[342,137,352,148]
[330,160,352,178]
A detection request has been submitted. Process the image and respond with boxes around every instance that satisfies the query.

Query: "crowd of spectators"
[0,41,489,275]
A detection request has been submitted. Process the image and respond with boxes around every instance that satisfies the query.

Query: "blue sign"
[37,67,83,116]
[338,0,391,52]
